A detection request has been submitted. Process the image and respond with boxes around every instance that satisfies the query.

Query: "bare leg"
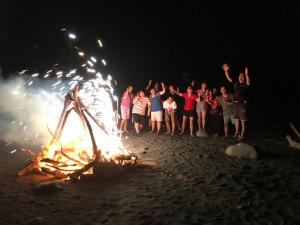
[171,114,175,135]
[165,115,171,134]
[175,113,182,131]
[197,111,201,132]
[120,119,125,131]
[157,121,161,134]
[241,120,246,138]
[224,123,229,137]
[124,119,128,131]
[151,121,155,132]
[201,110,206,132]
[234,119,239,137]
[189,117,194,136]
[140,124,143,132]
[134,122,140,134]
[180,116,187,135]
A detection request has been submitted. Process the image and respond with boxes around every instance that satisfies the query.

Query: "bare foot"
[190,133,195,137]
[179,131,184,136]
[165,131,170,135]
[171,132,174,136]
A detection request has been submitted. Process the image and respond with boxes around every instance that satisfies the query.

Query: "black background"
[0,0,299,125]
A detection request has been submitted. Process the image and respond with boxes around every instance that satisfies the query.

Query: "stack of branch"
[17,85,137,181]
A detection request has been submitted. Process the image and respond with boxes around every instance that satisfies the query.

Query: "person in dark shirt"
[222,64,250,140]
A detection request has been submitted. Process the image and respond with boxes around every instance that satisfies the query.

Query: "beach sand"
[1,128,300,225]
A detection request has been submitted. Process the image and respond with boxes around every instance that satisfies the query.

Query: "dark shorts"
[132,113,145,124]
[183,110,195,118]
[233,102,247,121]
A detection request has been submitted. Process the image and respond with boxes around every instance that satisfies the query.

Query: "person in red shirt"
[174,86,200,136]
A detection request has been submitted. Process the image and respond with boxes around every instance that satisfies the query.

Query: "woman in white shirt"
[163,96,177,135]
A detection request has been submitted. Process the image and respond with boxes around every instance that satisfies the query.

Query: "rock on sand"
[225,143,257,159]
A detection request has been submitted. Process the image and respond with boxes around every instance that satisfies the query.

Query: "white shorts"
[151,111,163,122]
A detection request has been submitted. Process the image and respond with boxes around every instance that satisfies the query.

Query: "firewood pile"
[17,85,137,181]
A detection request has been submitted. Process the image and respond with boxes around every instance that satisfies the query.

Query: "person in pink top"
[119,86,133,132]
[174,86,200,137]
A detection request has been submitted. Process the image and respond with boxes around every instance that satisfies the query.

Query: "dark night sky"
[1,0,299,123]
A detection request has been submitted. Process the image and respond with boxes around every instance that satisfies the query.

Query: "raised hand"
[245,67,249,76]
[191,80,196,86]
[148,80,152,85]
[222,63,230,72]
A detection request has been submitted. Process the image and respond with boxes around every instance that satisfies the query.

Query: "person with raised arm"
[132,90,151,136]
[222,63,250,140]
[119,85,134,133]
[216,86,234,138]
[174,86,200,137]
[206,88,221,137]
[195,82,209,137]
[149,82,166,134]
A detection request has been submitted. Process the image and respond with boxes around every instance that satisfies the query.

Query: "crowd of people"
[119,64,250,140]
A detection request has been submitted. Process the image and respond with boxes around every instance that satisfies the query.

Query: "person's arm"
[173,89,184,97]
[222,64,233,83]
[146,80,152,91]
[191,80,196,88]
[195,93,200,103]
[147,99,151,116]
[159,82,166,95]
[245,67,250,86]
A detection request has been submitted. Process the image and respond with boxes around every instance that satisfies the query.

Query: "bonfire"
[18,84,137,181]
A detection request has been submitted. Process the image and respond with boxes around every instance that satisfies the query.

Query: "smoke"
[0,77,64,148]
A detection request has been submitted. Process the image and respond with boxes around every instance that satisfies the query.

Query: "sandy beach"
[1,127,300,225]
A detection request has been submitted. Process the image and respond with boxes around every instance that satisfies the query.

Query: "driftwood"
[287,123,300,150]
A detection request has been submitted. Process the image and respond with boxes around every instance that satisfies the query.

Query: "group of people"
[119,64,250,140]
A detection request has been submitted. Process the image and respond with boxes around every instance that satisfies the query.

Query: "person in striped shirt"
[132,90,151,136]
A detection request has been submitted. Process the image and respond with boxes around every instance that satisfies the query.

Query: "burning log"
[18,85,137,181]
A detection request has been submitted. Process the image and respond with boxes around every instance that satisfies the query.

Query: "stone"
[34,180,63,193]
[225,143,257,159]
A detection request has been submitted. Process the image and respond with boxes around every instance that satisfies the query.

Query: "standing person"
[222,64,250,140]
[132,90,151,136]
[146,80,160,128]
[166,85,182,131]
[196,82,208,136]
[119,86,133,133]
[163,96,177,135]
[207,89,221,137]
[216,86,234,138]
[174,86,200,137]
[149,82,166,134]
